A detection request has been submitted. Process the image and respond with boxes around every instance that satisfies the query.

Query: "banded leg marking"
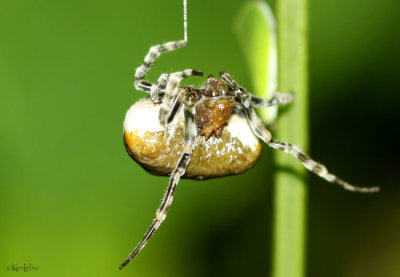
[268,139,380,193]
[239,95,272,143]
[119,106,197,270]
[134,40,187,97]
[219,71,238,90]
[220,71,293,108]
[118,173,180,270]
[159,69,204,124]
[251,92,293,107]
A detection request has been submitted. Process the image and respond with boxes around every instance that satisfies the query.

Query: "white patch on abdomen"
[226,114,259,151]
[124,98,164,135]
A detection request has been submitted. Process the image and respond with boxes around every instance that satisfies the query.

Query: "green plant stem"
[272,0,308,277]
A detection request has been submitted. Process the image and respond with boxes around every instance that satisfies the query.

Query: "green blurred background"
[0,0,399,276]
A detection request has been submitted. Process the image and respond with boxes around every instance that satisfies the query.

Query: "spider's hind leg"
[219,71,293,108]
[267,139,380,193]
[239,93,379,193]
[250,92,293,108]
[119,105,198,270]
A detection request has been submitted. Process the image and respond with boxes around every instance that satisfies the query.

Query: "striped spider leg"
[221,72,380,193]
[120,102,197,270]
[266,140,380,193]
[134,39,204,107]
[121,5,204,269]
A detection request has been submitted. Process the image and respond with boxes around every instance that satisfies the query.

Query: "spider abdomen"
[123,97,262,179]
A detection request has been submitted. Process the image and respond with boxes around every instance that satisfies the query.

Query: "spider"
[120,0,379,270]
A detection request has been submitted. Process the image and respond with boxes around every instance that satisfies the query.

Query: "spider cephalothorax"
[119,38,379,270]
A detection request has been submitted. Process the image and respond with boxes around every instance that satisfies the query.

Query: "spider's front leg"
[134,40,186,101]
[119,103,198,270]
[134,41,204,106]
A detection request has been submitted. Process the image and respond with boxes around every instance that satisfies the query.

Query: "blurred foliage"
[0,0,399,276]
[234,1,278,123]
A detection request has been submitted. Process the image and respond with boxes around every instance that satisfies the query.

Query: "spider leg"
[119,105,197,270]
[165,88,188,123]
[250,92,293,107]
[134,40,186,97]
[148,73,170,103]
[267,139,380,193]
[219,71,238,90]
[134,40,204,105]
[219,71,293,108]
[239,96,379,193]
[165,87,203,125]
[242,98,273,143]
[159,69,204,124]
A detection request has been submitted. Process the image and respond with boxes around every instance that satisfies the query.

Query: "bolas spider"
[119,0,379,270]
